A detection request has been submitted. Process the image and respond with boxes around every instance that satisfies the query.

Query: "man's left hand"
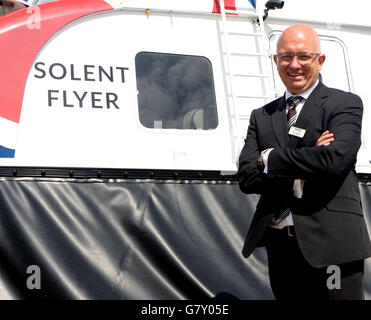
[316,130,334,146]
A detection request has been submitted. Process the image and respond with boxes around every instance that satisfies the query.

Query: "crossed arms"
[238,93,363,194]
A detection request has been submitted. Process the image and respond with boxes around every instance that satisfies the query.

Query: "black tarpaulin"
[0,177,370,299]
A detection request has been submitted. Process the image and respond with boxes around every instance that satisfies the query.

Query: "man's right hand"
[316,130,334,146]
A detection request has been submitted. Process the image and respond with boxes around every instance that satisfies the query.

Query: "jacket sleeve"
[268,93,363,179]
[237,109,265,194]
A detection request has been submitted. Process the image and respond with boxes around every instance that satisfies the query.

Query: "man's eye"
[298,55,311,61]
[281,55,292,60]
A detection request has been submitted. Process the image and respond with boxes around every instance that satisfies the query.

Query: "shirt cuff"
[263,148,273,174]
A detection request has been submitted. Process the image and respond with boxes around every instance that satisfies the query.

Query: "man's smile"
[287,72,303,78]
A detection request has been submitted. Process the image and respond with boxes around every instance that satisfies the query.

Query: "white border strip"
[0,117,18,149]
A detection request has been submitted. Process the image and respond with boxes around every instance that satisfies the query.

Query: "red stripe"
[212,0,237,14]
[0,0,113,123]
[288,108,296,117]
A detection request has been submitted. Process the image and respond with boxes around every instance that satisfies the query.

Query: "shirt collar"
[285,79,319,101]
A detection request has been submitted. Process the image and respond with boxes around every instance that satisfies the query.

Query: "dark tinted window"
[135,52,218,130]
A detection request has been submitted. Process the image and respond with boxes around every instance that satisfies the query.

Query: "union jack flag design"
[0,116,17,158]
[0,0,114,158]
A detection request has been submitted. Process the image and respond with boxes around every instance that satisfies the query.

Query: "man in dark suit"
[238,24,371,300]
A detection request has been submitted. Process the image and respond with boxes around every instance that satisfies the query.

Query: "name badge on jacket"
[289,126,306,138]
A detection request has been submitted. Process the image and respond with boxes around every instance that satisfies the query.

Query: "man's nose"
[288,56,302,68]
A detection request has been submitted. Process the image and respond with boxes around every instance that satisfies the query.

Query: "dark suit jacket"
[238,82,371,268]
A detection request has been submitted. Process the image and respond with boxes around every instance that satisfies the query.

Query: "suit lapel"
[288,82,329,148]
[271,96,289,147]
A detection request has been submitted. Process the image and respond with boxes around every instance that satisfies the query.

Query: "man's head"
[274,24,325,94]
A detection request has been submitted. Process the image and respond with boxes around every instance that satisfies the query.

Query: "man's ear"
[318,54,326,70]
[273,55,278,66]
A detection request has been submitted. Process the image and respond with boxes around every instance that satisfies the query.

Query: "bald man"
[238,24,371,300]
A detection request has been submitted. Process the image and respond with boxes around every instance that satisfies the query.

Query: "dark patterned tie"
[286,95,304,131]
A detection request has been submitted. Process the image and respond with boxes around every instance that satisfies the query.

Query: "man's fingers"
[316,131,334,146]
[317,140,334,146]
[317,136,334,145]
[319,133,334,142]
